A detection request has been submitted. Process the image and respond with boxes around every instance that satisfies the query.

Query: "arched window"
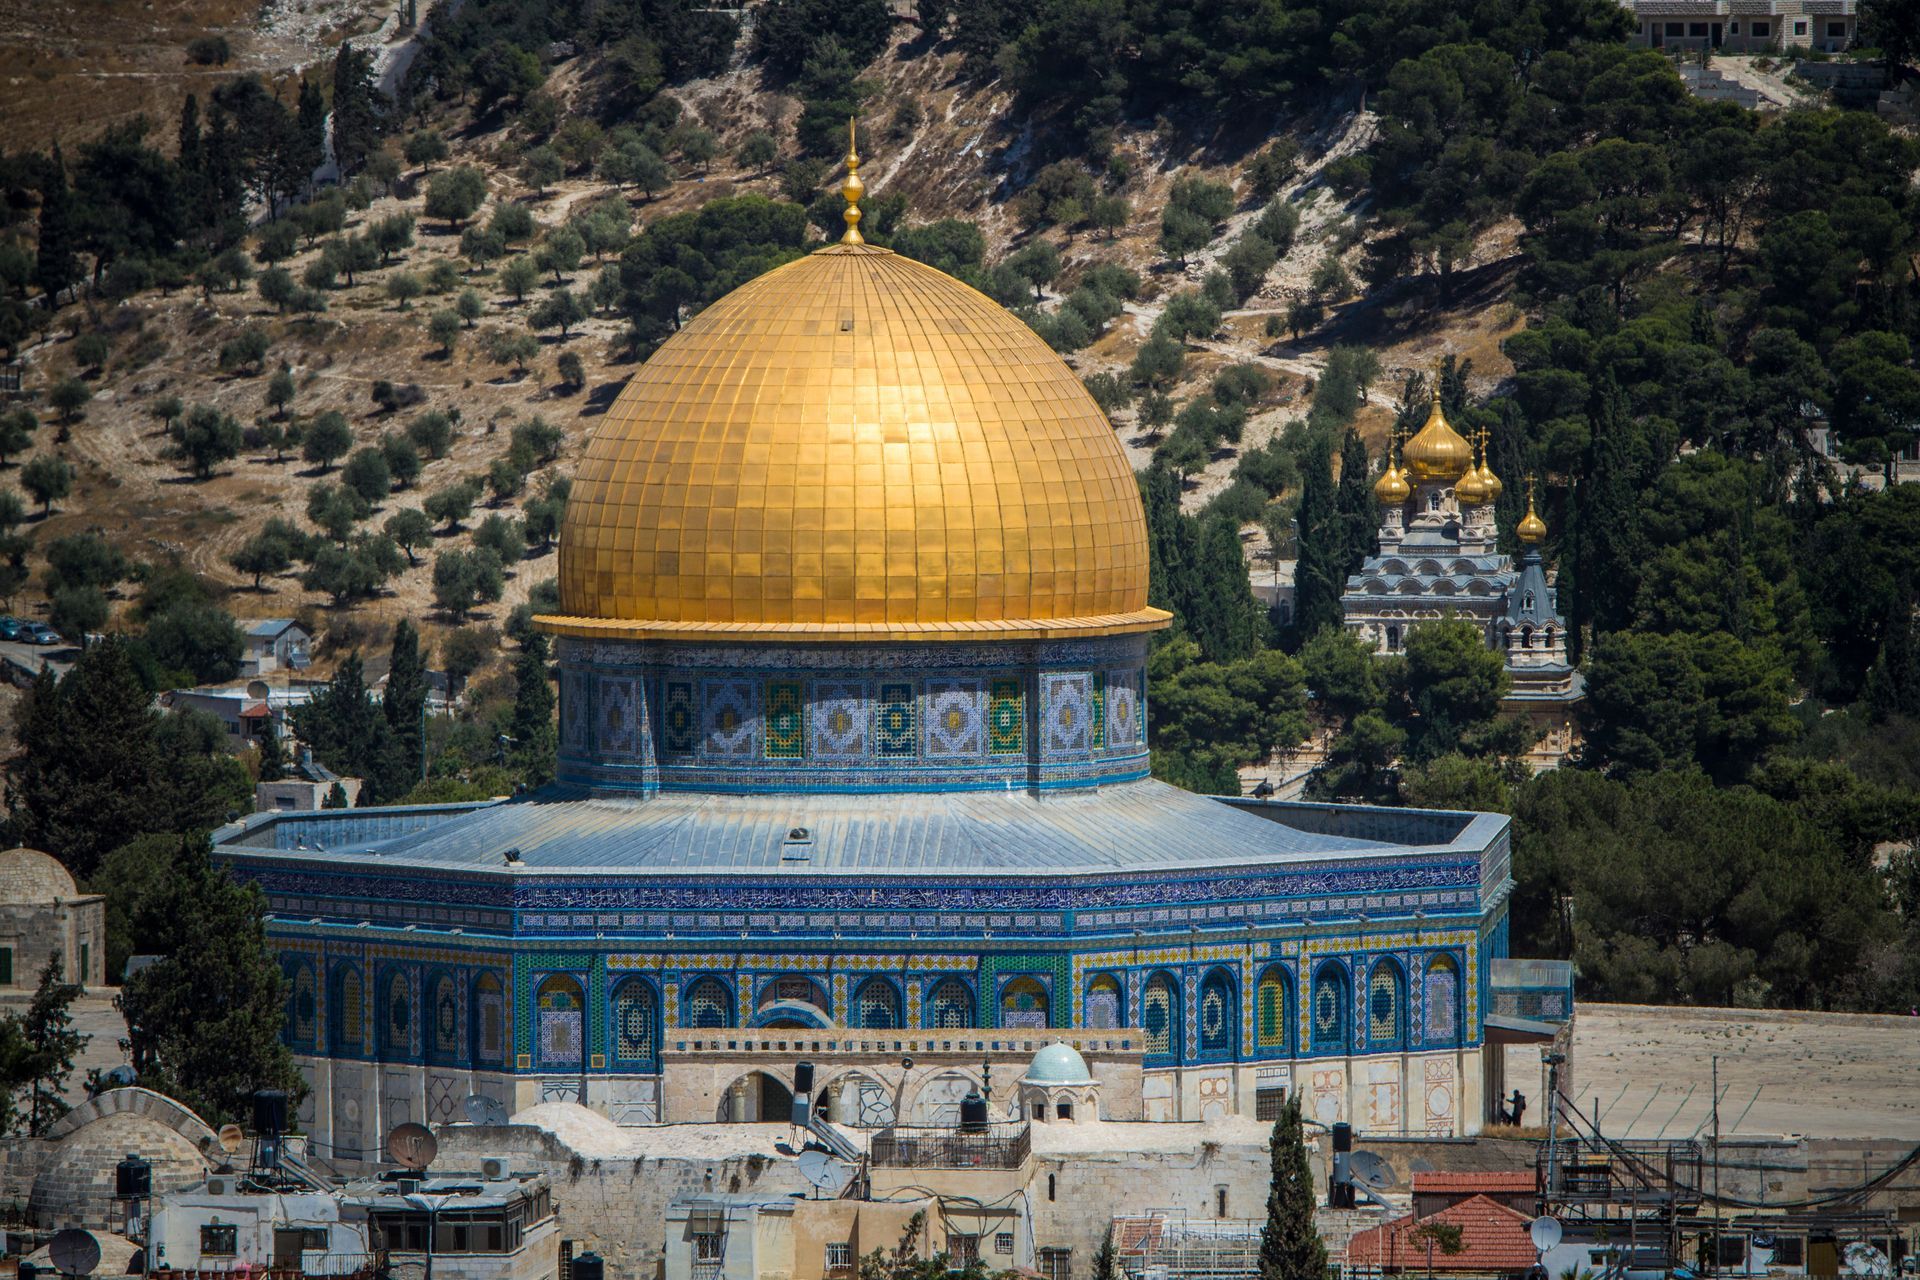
[926,978,973,1029]
[685,977,734,1029]
[428,972,460,1063]
[1545,626,1555,649]
[612,978,658,1064]
[1311,962,1349,1054]
[854,978,900,1029]
[1423,956,1460,1047]
[472,972,505,1067]
[1256,967,1292,1052]
[1521,625,1533,648]
[285,961,318,1051]
[1368,959,1406,1050]
[1523,590,1536,611]
[1142,973,1180,1063]
[1000,977,1049,1029]
[331,963,364,1054]
[1197,969,1237,1059]
[536,974,584,1069]
[1084,973,1123,1030]
[1429,493,1442,512]
[381,971,412,1061]
[1386,625,1401,651]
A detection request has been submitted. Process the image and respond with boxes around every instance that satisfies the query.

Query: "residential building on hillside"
[240,619,313,676]
[1624,0,1856,52]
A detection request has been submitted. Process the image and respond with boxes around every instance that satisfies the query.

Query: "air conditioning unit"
[481,1157,509,1181]
[206,1177,229,1196]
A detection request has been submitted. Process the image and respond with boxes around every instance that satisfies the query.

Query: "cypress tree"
[382,619,428,793]
[510,632,557,786]
[1334,427,1377,581]
[33,146,81,306]
[256,725,288,782]
[1259,1093,1327,1280]
[1291,438,1343,645]
[1569,372,1643,661]
[1139,462,1188,617]
[294,77,327,194]
[290,653,395,799]
[1863,583,1919,723]
[1188,512,1265,663]
[330,43,382,177]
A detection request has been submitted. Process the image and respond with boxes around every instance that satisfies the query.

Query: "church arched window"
[536,974,584,1068]
[1311,962,1348,1054]
[926,978,973,1029]
[1084,973,1123,1029]
[1142,972,1181,1063]
[1386,625,1401,651]
[1197,968,1236,1059]
[1429,493,1442,512]
[1367,959,1406,1050]
[1257,967,1292,1052]
[1523,590,1535,610]
[1000,977,1049,1029]
[1423,956,1460,1047]
[854,978,900,1029]
[685,976,734,1028]
[612,978,658,1065]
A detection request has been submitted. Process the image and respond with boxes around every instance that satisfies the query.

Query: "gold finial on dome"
[1374,426,1411,504]
[1517,474,1547,543]
[839,117,865,245]
[1476,426,1503,500]
[1401,375,1474,483]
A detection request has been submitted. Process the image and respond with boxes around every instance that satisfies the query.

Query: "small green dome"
[1023,1042,1094,1085]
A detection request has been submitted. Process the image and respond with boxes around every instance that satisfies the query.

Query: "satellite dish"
[1347,1150,1397,1190]
[49,1229,101,1278]
[1530,1217,1564,1254]
[464,1094,511,1127]
[387,1122,439,1171]
[796,1150,848,1196]
[217,1124,246,1154]
[1843,1243,1892,1278]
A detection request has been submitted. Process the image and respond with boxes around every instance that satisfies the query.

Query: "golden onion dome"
[1479,461,1504,501]
[539,241,1168,643]
[1455,464,1490,505]
[1402,393,1475,483]
[1516,481,1547,543]
[1374,460,1410,504]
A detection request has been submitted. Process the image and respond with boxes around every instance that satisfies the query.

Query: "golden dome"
[1479,461,1503,501]
[1402,393,1474,483]
[541,243,1168,642]
[1455,462,1489,505]
[1374,460,1410,504]
[1516,479,1547,543]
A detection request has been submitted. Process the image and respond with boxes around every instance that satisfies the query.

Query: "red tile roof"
[1412,1172,1536,1195]
[1346,1195,1540,1274]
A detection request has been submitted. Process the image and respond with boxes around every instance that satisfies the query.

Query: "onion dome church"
[213,135,1569,1157]
[1342,394,1584,767]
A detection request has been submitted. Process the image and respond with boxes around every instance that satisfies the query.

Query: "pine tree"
[1092,1227,1121,1280]
[117,836,306,1124]
[294,77,327,194]
[1290,438,1343,645]
[330,43,383,177]
[1335,427,1377,581]
[22,957,84,1136]
[257,726,288,782]
[1863,584,1919,723]
[290,653,396,800]
[382,619,428,793]
[510,633,557,786]
[1258,1093,1327,1280]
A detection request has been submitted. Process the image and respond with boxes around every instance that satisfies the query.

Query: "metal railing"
[870,1121,1031,1170]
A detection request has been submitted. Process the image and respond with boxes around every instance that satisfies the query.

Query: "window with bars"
[995,1233,1015,1256]
[826,1243,853,1274]
[200,1225,238,1257]
[1040,1249,1072,1280]
[949,1235,979,1267]
[694,1234,725,1262]
[1256,1087,1291,1121]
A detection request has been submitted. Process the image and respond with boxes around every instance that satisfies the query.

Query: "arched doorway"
[717,1071,792,1123]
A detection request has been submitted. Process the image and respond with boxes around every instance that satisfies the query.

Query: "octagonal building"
[214,171,1566,1156]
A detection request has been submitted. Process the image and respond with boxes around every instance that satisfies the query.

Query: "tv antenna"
[387,1122,439,1172]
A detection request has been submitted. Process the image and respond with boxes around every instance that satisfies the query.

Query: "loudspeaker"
[573,1253,604,1280]
[791,1096,811,1127]
[793,1062,815,1094]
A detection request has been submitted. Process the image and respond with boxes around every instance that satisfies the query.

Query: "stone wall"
[0,898,105,989]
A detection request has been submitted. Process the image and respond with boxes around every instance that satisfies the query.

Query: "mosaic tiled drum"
[214,205,1564,1154]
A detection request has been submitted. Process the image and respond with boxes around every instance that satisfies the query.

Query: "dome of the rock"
[544,244,1166,641]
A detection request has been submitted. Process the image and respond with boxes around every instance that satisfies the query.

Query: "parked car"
[20,622,62,646]
[0,616,22,641]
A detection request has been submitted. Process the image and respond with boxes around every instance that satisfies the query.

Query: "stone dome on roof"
[30,1111,207,1228]
[0,847,78,904]
[1022,1042,1094,1085]
[539,242,1169,644]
